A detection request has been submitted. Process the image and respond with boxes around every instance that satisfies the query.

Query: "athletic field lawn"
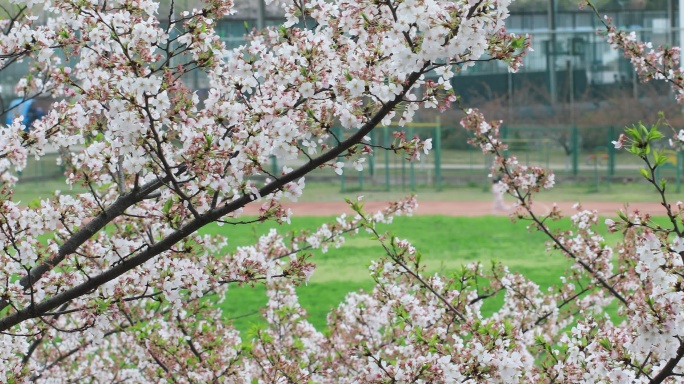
[9,179,645,331]
[200,215,625,332]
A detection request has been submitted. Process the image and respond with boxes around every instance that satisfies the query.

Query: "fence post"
[384,126,390,191]
[537,129,542,165]
[358,168,363,191]
[368,129,375,178]
[401,149,406,191]
[607,126,616,178]
[678,151,683,193]
[545,139,550,169]
[501,125,509,159]
[270,156,278,176]
[435,117,442,191]
[572,125,579,176]
[409,126,415,191]
[336,127,346,193]
[592,148,599,192]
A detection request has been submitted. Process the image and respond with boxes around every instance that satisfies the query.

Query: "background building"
[3,0,683,188]
[0,1,677,133]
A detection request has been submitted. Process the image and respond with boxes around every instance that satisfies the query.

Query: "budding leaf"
[617,210,628,222]
[511,36,525,49]
[655,149,669,166]
[598,337,612,350]
[625,126,640,141]
[640,168,649,180]
[163,199,173,214]
[648,128,664,141]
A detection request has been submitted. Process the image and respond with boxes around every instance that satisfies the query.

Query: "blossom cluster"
[589,2,684,156]
[15,0,684,382]
[0,0,528,351]
[459,99,684,381]
[460,108,554,218]
[5,195,419,382]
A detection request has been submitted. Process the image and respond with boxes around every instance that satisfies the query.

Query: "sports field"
[211,186,667,332]
[14,178,670,332]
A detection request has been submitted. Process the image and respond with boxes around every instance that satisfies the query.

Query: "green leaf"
[640,168,650,180]
[653,150,664,166]
[261,331,274,343]
[162,199,173,214]
[617,206,629,223]
[625,126,641,141]
[598,337,612,350]
[648,128,664,141]
[534,335,546,347]
[27,199,41,209]
[511,36,525,49]
[94,298,110,313]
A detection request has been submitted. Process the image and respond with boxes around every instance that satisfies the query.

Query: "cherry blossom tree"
[3,0,684,382]
[0,0,535,381]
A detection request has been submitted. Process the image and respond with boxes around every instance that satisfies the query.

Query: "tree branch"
[0,164,187,313]
[0,70,425,332]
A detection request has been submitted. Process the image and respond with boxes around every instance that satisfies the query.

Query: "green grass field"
[203,215,621,332]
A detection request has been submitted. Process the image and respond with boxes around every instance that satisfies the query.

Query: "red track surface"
[242,200,668,217]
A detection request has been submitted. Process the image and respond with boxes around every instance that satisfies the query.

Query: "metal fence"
[9,9,684,192]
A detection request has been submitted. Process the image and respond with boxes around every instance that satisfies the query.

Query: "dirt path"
[242,200,668,217]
